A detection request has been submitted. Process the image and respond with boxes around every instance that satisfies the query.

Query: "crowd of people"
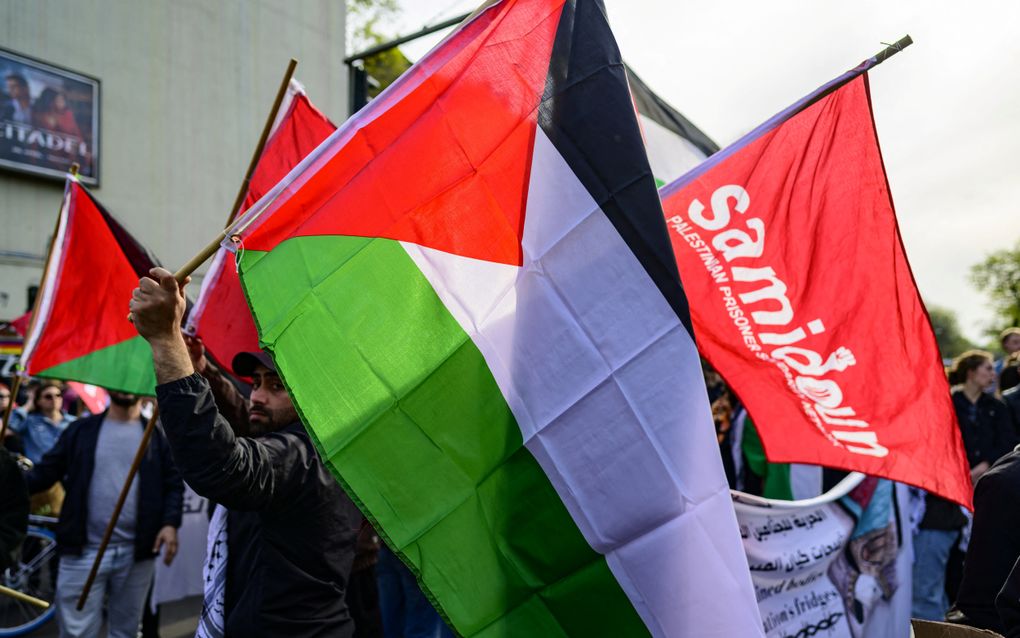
[708,327,1020,636]
[0,266,457,637]
[2,268,1020,636]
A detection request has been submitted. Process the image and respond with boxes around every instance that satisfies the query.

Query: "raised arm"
[131,267,299,511]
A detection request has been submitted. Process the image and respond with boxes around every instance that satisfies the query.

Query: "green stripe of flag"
[35,335,156,396]
[239,235,648,637]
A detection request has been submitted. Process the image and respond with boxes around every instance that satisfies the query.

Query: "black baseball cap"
[232,351,277,377]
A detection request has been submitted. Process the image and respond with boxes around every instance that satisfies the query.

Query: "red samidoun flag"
[21,176,160,395]
[184,79,336,370]
[659,58,972,507]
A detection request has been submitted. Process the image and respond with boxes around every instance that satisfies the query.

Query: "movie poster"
[0,48,99,185]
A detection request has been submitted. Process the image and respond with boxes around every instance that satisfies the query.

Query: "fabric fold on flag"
[225,0,762,636]
[659,57,972,507]
[21,176,160,395]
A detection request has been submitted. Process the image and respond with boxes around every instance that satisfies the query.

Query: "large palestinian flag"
[228,0,762,636]
[185,79,336,371]
[20,176,158,395]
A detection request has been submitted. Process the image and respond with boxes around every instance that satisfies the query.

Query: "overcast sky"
[375,0,1020,343]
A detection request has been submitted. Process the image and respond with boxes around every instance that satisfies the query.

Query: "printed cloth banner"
[659,62,972,507]
[20,176,160,395]
[185,79,335,373]
[226,0,762,635]
[734,478,913,638]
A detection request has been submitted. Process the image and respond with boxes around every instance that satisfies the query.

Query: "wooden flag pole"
[0,583,50,610]
[873,35,913,64]
[224,58,297,226]
[2,162,80,447]
[76,408,159,609]
[77,61,298,610]
[0,374,21,446]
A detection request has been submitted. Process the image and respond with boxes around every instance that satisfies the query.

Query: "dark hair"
[5,73,28,89]
[30,380,63,413]
[34,87,60,112]
[948,350,993,386]
[1001,352,1020,393]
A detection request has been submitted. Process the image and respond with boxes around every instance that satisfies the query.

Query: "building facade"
[0,1,347,336]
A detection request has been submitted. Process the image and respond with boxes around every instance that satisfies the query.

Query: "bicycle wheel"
[0,528,58,636]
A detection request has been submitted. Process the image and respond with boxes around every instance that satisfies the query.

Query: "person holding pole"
[25,389,182,637]
[129,267,360,637]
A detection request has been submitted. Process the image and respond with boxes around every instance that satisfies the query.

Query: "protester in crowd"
[1002,328,1020,359]
[0,448,29,570]
[7,380,77,516]
[26,389,182,638]
[6,379,76,464]
[130,267,361,637]
[949,350,1017,482]
[912,488,968,619]
[994,328,1020,384]
[912,351,1011,621]
[1002,352,1020,397]
[0,381,18,454]
[185,333,385,637]
[1005,359,1020,433]
[945,446,1020,632]
[1,72,32,124]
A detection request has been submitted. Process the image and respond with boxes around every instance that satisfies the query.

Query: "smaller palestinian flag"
[185,79,336,373]
[627,66,718,186]
[20,175,159,395]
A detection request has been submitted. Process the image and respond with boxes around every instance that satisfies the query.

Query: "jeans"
[912,529,958,621]
[376,545,453,638]
[56,543,154,638]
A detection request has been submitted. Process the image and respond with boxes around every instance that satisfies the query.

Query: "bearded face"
[247,366,299,436]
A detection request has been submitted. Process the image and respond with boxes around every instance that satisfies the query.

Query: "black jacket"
[156,373,359,638]
[0,450,29,568]
[26,412,183,561]
[953,390,1017,468]
[1004,386,1020,431]
[997,555,1020,637]
[954,448,1020,632]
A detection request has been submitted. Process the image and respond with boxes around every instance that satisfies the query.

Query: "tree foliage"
[926,304,975,360]
[971,239,1020,331]
[347,0,412,100]
[347,0,401,52]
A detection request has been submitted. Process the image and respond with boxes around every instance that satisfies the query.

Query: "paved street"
[32,595,202,638]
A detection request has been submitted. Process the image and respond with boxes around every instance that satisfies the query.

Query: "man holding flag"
[130,267,361,638]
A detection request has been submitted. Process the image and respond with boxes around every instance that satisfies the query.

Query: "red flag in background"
[185,80,336,370]
[659,64,972,507]
[66,381,109,414]
[10,311,31,336]
[21,177,160,395]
